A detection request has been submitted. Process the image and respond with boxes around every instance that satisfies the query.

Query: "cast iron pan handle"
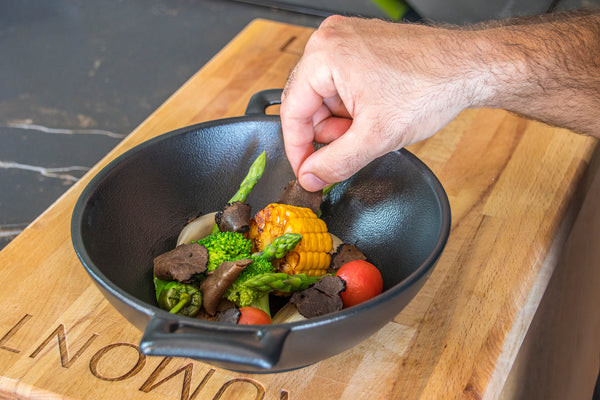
[139,315,290,370]
[245,89,283,115]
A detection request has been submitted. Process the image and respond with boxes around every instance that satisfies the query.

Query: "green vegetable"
[242,272,321,293]
[192,231,300,310]
[225,256,276,308]
[229,150,267,204]
[210,151,266,234]
[250,293,271,317]
[153,276,202,317]
[193,231,299,310]
[225,233,303,311]
[197,231,252,271]
[316,182,339,217]
[154,275,168,303]
[252,233,302,260]
[322,182,339,196]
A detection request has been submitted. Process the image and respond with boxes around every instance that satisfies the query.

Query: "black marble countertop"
[0,0,326,250]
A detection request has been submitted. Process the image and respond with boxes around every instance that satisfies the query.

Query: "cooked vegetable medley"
[152,151,383,324]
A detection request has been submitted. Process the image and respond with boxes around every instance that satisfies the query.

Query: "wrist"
[451,29,533,110]
[403,27,528,112]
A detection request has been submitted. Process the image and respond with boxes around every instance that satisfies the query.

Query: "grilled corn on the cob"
[249,203,332,276]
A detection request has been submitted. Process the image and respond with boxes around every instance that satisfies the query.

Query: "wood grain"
[500,153,600,399]
[0,19,597,400]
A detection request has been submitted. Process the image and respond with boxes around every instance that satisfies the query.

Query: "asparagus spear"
[242,272,321,293]
[229,150,267,204]
[211,151,266,234]
[252,233,302,260]
[224,233,303,310]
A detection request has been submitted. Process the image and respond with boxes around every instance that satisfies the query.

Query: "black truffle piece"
[277,180,322,214]
[215,201,251,233]
[290,275,346,318]
[153,243,208,283]
[329,244,367,273]
[216,307,241,324]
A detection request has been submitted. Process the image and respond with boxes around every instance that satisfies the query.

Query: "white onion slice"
[272,302,307,324]
[176,212,218,246]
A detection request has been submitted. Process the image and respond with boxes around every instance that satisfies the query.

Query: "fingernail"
[300,173,326,192]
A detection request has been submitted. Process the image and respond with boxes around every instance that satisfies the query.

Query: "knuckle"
[307,15,348,50]
[319,15,347,29]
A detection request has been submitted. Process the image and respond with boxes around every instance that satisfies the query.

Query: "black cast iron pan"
[71,89,451,373]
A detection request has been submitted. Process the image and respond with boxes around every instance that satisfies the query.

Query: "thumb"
[297,115,392,191]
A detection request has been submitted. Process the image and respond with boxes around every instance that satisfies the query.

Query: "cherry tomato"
[335,260,383,308]
[238,307,272,325]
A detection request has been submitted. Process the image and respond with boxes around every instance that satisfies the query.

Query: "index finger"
[280,56,337,176]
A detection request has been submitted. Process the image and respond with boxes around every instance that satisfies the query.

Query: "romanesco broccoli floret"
[196,231,252,271]
[225,256,275,307]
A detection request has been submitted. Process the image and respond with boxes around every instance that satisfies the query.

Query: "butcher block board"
[0,19,597,400]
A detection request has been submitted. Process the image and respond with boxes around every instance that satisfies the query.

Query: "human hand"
[280,16,484,192]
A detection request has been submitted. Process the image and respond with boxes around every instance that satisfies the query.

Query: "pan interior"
[77,118,446,306]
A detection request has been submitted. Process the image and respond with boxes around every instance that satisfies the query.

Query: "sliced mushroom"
[200,258,254,316]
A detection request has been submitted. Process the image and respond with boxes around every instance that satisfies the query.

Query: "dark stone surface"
[0,0,324,250]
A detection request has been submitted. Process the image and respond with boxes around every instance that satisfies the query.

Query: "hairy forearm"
[466,9,600,137]
[279,11,600,190]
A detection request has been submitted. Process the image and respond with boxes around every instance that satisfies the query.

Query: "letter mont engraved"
[213,377,265,400]
[140,357,216,400]
[90,342,146,381]
[1,314,292,399]
[0,314,33,353]
[29,324,99,368]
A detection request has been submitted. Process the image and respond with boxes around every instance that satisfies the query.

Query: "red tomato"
[335,260,383,308]
[238,307,272,325]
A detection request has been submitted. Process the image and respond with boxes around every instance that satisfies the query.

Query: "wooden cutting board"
[0,19,597,400]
